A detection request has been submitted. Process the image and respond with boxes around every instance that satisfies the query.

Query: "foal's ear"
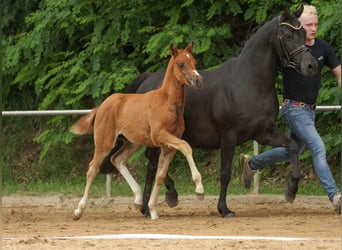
[170,43,178,57]
[185,42,194,54]
[294,4,304,18]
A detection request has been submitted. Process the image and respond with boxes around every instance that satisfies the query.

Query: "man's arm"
[332,64,341,87]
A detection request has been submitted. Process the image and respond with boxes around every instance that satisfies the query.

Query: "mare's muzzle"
[282,44,317,76]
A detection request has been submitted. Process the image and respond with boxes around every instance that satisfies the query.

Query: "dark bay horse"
[72,43,204,220]
[102,6,318,218]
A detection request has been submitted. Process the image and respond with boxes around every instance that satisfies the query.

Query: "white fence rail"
[2,105,341,196]
[2,106,341,116]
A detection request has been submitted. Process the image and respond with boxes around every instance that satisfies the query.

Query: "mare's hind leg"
[111,139,143,210]
[256,127,301,203]
[284,140,301,203]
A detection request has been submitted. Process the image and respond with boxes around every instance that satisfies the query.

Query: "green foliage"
[2,0,341,181]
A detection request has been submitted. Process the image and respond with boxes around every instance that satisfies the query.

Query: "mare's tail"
[71,108,98,135]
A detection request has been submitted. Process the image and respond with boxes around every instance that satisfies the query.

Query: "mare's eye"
[178,62,185,68]
[284,33,292,39]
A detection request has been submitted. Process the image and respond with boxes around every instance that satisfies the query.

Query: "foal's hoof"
[134,203,143,212]
[150,210,159,220]
[196,193,205,201]
[165,190,179,208]
[73,213,81,221]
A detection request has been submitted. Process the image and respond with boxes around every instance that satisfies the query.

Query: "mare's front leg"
[217,139,236,218]
[142,147,179,217]
[73,159,100,220]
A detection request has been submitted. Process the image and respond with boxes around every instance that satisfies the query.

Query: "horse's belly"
[183,129,220,149]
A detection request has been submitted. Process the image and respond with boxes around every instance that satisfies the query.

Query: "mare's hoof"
[223,212,236,218]
[284,180,298,203]
[141,206,151,218]
[196,193,205,201]
[165,191,179,208]
[284,184,297,203]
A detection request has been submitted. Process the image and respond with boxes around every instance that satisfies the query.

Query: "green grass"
[2,173,329,198]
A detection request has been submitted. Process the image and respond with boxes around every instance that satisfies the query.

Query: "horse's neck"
[159,63,185,104]
[238,19,279,82]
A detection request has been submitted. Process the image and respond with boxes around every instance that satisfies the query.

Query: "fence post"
[252,141,260,194]
[106,174,112,197]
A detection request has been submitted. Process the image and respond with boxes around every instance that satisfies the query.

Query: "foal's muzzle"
[190,75,204,90]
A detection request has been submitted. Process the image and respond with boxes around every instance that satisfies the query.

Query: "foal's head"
[169,42,204,90]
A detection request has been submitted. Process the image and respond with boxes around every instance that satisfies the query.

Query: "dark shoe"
[239,154,256,189]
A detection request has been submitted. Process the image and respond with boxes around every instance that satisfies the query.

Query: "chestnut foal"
[71,42,204,220]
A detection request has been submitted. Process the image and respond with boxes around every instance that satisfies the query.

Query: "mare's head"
[169,42,204,89]
[273,5,318,76]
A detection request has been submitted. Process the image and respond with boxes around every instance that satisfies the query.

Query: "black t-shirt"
[282,38,340,104]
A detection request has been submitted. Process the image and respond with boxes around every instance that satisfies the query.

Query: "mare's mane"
[237,15,277,56]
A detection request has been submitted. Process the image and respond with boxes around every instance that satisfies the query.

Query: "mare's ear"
[185,41,194,54]
[170,43,178,57]
[294,4,304,18]
[281,7,290,21]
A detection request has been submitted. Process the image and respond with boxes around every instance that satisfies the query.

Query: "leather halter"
[277,16,309,70]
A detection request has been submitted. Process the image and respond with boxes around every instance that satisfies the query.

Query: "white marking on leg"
[148,182,161,220]
[74,162,98,220]
[173,140,204,196]
[74,196,87,219]
[118,163,142,206]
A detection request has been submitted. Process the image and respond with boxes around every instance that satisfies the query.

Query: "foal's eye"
[178,62,185,68]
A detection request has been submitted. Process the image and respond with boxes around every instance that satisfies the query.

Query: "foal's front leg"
[148,147,176,220]
[169,138,204,198]
[142,147,179,217]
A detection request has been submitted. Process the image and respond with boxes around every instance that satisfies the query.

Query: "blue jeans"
[250,102,338,201]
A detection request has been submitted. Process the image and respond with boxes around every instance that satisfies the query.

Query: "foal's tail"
[71,108,98,135]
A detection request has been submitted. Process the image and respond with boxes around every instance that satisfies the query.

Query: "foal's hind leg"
[73,155,105,220]
[111,139,143,210]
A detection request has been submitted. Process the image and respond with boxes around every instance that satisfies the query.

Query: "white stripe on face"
[193,70,200,76]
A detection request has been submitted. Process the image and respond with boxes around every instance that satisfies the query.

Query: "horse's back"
[131,55,278,148]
